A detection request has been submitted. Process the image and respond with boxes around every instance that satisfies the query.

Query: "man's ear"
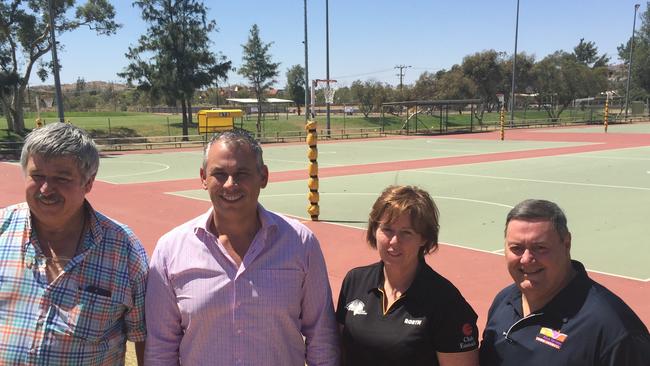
[260,165,269,189]
[84,175,96,194]
[564,232,572,252]
[200,168,208,189]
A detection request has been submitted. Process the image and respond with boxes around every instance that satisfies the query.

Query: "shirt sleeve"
[124,233,149,343]
[335,272,351,325]
[300,232,341,366]
[432,288,479,353]
[601,332,650,366]
[144,240,183,365]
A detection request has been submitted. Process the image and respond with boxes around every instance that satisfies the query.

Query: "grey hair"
[505,199,570,241]
[202,129,264,171]
[20,123,100,183]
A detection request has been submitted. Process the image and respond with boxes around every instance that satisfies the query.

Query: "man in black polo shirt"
[479,199,650,366]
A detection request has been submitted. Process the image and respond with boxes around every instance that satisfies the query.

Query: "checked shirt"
[0,202,148,366]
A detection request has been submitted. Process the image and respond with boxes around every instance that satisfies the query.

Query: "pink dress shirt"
[144,205,339,365]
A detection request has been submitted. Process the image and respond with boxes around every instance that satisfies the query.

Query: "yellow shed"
[197,109,242,134]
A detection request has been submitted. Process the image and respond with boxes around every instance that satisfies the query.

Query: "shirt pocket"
[251,269,304,317]
[52,288,119,342]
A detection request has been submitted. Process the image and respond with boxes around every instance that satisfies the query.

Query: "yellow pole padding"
[306,121,320,220]
[499,105,505,141]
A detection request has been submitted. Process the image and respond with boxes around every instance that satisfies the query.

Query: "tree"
[436,66,477,114]
[285,64,305,115]
[573,38,609,68]
[350,80,388,117]
[532,51,608,120]
[0,0,119,133]
[461,50,506,113]
[120,0,231,137]
[413,71,438,100]
[239,24,280,134]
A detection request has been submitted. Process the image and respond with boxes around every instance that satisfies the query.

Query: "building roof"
[226,98,294,104]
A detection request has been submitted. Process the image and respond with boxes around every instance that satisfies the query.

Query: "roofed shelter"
[381,99,483,134]
[226,98,293,121]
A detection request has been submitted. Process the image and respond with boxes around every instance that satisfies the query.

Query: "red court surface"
[1,127,649,331]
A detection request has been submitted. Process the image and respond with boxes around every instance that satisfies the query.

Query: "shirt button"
[236,329,242,334]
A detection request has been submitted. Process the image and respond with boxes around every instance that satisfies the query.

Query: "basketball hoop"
[324,85,336,104]
[312,79,338,107]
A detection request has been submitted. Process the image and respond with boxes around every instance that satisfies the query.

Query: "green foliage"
[285,65,306,110]
[573,38,609,67]
[0,0,119,133]
[121,0,232,136]
[238,24,280,133]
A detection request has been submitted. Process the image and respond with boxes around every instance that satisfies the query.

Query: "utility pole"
[394,65,411,91]
[325,0,331,137]
[624,3,641,119]
[510,0,520,127]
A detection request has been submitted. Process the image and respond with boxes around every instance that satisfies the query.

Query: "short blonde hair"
[366,185,440,256]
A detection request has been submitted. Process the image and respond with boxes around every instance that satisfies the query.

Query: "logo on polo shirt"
[458,323,477,350]
[404,318,423,326]
[345,299,367,316]
[535,327,568,349]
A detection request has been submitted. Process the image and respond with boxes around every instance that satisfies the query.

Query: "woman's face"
[375,211,425,271]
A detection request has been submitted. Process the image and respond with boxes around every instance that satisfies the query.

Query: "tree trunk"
[188,100,193,126]
[256,101,262,135]
[181,98,189,140]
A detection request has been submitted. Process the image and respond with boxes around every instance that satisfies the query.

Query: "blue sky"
[40,0,646,88]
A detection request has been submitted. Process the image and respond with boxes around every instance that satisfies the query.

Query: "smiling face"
[25,154,93,228]
[200,141,268,225]
[375,212,425,271]
[505,219,573,307]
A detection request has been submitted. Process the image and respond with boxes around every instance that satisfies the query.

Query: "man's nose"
[520,249,535,264]
[224,175,237,188]
[39,179,54,194]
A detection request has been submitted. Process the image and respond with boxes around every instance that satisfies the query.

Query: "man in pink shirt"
[144,129,339,365]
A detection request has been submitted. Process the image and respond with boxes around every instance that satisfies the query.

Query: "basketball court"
[1,123,649,330]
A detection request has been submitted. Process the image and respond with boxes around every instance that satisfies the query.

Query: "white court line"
[171,191,648,282]
[413,170,650,191]
[100,161,170,179]
[556,155,650,161]
[261,193,513,210]
[265,158,344,167]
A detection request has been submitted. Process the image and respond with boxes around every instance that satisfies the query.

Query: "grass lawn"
[0,107,605,143]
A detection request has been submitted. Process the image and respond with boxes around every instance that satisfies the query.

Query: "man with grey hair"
[0,123,148,365]
[145,128,339,365]
[479,199,650,365]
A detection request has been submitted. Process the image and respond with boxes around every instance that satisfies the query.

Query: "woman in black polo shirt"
[336,185,479,366]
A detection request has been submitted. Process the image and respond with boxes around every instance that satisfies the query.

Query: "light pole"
[624,4,641,119]
[509,0,520,127]
[48,0,65,122]
[304,0,309,123]
[325,0,331,137]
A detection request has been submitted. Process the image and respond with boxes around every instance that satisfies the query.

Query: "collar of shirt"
[24,200,102,259]
[191,204,280,271]
[368,259,428,296]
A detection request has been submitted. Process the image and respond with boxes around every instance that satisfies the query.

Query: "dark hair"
[367,185,440,257]
[505,199,570,241]
[20,123,99,183]
[202,129,264,171]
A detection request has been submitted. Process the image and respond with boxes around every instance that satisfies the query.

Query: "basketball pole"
[303,0,310,123]
[325,0,331,138]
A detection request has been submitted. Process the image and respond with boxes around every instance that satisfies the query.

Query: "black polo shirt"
[336,260,478,366]
[480,260,650,366]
